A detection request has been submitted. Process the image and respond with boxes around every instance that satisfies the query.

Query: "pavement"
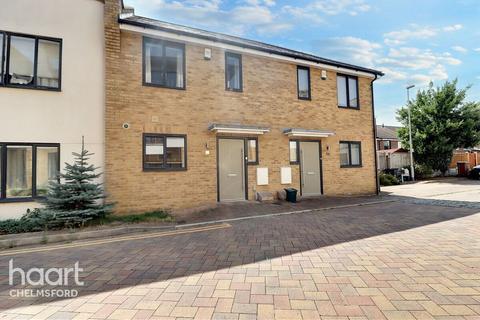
[0,178,479,319]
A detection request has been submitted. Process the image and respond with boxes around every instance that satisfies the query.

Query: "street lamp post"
[406,84,415,181]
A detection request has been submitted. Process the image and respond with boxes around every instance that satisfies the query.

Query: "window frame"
[337,73,359,109]
[289,140,300,165]
[0,31,62,91]
[297,66,311,100]
[382,140,391,150]
[142,133,188,172]
[0,32,5,85]
[0,142,60,202]
[339,141,362,168]
[142,37,186,90]
[225,52,243,92]
[246,137,258,165]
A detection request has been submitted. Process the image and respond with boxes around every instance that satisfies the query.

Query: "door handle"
[228,173,237,177]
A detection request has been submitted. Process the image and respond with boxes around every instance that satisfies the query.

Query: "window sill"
[1,84,61,92]
[142,82,186,91]
[247,161,258,165]
[226,88,243,93]
[0,197,40,203]
[143,167,188,172]
[340,165,363,168]
[290,161,300,165]
[298,97,311,101]
[338,105,360,110]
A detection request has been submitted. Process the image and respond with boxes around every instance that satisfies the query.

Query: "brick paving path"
[0,201,479,319]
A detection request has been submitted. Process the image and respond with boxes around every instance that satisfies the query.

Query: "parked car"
[468,165,480,180]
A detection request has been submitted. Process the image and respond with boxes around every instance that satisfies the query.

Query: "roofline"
[118,17,384,77]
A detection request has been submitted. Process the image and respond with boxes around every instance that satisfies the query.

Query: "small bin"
[284,188,298,203]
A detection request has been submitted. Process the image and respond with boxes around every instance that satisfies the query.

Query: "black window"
[337,74,359,109]
[383,140,391,150]
[340,141,362,167]
[247,138,258,164]
[143,134,187,171]
[225,52,242,91]
[0,31,62,90]
[289,140,299,164]
[0,143,60,201]
[143,37,185,89]
[297,66,311,100]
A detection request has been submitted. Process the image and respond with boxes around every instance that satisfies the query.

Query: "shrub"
[379,173,400,186]
[414,164,433,180]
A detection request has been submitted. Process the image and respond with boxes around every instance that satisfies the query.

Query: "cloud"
[443,24,463,32]
[451,46,468,53]
[384,23,464,46]
[314,35,462,86]
[474,48,480,52]
[314,36,382,67]
[384,24,437,45]
[128,0,289,36]
[282,0,370,24]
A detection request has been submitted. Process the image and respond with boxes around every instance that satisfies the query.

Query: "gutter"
[371,74,380,195]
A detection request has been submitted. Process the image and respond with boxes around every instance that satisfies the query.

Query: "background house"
[376,124,402,150]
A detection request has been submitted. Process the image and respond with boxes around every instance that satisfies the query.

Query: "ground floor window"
[0,143,60,200]
[340,141,362,167]
[143,134,187,171]
[289,140,299,164]
[247,138,258,164]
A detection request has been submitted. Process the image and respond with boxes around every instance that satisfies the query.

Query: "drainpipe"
[371,74,380,195]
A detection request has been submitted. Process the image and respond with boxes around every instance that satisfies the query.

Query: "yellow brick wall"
[105,3,377,214]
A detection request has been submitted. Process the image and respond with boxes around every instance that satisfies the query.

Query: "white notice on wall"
[146,145,164,155]
[281,167,292,184]
[257,167,269,186]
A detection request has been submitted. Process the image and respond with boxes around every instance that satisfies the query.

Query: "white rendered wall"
[0,0,105,219]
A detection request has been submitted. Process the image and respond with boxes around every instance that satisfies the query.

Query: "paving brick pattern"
[0,201,479,319]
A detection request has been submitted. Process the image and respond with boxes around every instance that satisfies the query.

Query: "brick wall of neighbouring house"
[377,140,399,150]
[104,1,377,214]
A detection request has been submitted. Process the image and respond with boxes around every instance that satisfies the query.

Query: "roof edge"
[119,16,384,77]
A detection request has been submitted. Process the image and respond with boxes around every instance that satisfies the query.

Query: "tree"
[397,80,480,174]
[42,137,113,227]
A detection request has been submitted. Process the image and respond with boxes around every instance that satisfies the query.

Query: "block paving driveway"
[0,178,479,319]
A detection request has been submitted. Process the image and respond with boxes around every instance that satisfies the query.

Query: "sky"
[124,0,480,125]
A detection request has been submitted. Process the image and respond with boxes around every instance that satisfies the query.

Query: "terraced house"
[104,0,384,214]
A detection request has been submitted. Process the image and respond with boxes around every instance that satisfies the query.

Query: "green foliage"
[0,139,114,235]
[41,139,113,228]
[414,164,433,180]
[397,80,480,174]
[0,208,52,234]
[97,210,173,224]
[379,173,400,186]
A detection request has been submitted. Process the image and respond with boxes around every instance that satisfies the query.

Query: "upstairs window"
[337,74,359,109]
[143,134,187,171]
[225,52,242,91]
[143,37,185,89]
[382,140,391,150]
[0,31,61,90]
[297,66,310,100]
[340,141,362,167]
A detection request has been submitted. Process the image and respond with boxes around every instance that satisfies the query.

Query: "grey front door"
[218,139,246,201]
[299,141,322,196]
